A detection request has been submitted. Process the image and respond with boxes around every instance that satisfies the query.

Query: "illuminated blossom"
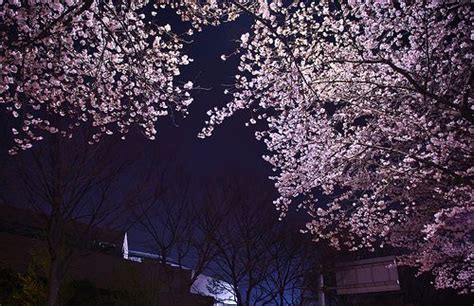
[202,1,473,291]
[0,0,194,154]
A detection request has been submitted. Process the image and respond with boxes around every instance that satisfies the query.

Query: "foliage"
[0,268,155,306]
[0,266,47,306]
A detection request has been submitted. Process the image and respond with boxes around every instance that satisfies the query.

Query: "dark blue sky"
[136,10,275,185]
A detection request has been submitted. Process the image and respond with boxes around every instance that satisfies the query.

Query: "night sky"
[152,11,273,183]
[0,9,288,250]
[122,11,286,248]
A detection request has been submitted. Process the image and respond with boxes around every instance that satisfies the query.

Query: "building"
[0,205,215,305]
[121,232,237,306]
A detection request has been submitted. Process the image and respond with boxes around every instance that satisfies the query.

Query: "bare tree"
[133,172,221,292]
[135,175,324,305]
[200,178,278,306]
[201,177,330,306]
[254,234,314,306]
[4,132,164,306]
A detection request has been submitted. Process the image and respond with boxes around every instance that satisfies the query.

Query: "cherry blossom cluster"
[1,0,194,154]
[176,0,270,33]
[202,1,473,290]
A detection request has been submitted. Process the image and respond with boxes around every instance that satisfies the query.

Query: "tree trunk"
[318,270,325,306]
[279,290,284,306]
[234,284,243,306]
[46,257,61,306]
[47,134,63,306]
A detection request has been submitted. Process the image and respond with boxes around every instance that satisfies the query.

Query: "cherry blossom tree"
[201,1,473,291]
[0,0,272,155]
[0,0,195,154]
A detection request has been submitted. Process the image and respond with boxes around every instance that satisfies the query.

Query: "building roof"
[0,204,125,248]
